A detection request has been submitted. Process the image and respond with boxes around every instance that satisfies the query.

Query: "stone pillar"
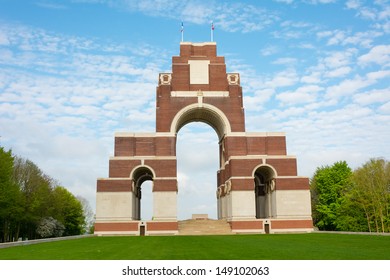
[230,190,256,220]
[153,191,177,221]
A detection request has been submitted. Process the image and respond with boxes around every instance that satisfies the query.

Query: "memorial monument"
[95,42,313,235]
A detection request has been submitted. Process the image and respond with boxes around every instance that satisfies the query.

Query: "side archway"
[130,165,155,220]
[253,165,277,219]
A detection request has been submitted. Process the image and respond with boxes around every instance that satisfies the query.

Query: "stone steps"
[178,219,233,236]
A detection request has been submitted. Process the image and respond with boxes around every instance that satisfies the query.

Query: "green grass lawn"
[0,233,389,260]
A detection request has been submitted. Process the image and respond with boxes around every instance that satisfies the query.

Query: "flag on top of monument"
[181,21,184,42]
[211,21,215,42]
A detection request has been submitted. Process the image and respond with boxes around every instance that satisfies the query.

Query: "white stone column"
[221,196,226,219]
[153,191,177,220]
[96,192,133,221]
[217,197,222,219]
[227,193,232,220]
[132,192,137,220]
[230,190,256,220]
[273,190,312,219]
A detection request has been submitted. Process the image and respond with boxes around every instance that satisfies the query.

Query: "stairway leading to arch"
[178,219,234,235]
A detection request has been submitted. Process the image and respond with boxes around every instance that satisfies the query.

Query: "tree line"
[0,146,88,243]
[311,158,390,233]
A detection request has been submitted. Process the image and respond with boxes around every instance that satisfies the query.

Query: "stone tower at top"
[156,42,245,136]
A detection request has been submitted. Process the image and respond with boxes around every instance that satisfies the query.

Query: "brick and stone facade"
[95,42,313,235]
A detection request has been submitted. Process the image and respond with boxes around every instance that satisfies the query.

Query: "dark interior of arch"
[132,167,154,188]
[254,166,275,183]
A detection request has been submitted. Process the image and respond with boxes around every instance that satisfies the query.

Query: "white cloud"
[272,57,298,65]
[327,30,347,45]
[323,49,356,68]
[318,29,382,48]
[353,88,390,105]
[379,101,390,113]
[358,44,390,66]
[265,69,299,88]
[260,45,279,56]
[244,88,275,111]
[0,32,10,45]
[342,31,382,48]
[301,71,322,84]
[325,66,352,78]
[346,0,390,22]
[274,0,294,3]
[276,85,322,105]
[346,0,362,9]
[304,0,336,4]
[317,30,333,38]
[75,0,279,33]
[325,76,374,102]
[366,69,390,80]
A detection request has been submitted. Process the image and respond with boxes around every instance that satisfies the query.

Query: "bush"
[36,217,65,238]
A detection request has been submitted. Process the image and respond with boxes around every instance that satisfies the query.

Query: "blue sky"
[1,0,389,220]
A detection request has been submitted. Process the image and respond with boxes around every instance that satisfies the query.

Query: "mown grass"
[0,233,389,260]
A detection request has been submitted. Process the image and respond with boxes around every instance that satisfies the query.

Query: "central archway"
[176,122,219,220]
[173,104,230,220]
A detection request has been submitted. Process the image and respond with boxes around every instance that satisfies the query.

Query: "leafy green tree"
[0,147,24,242]
[310,161,352,231]
[1,147,87,242]
[0,147,23,242]
[334,192,369,232]
[12,157,55,240]
[52,186,86,236]
[352,158,390,233]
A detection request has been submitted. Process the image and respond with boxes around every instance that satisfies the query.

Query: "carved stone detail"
[159,73,172,85]
[227,73,240,85]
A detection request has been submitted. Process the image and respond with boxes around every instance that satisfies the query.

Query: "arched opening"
[176,122,219,220]
[131,166,154,220]
[172,105,230,220]
[171,103,231,142]
[254,165,276,219]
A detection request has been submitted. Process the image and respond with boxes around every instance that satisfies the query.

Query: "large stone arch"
[170,103,232,140]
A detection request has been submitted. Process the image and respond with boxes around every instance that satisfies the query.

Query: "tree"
[311,158,390,233]
[12,157,55,240]
[52,186,86,236]
[77,196,95,234]
[1,147,88,242]
[310,161,352,231]
[352,158,390,233]
[334,190,368,232]
[0,147,23,242]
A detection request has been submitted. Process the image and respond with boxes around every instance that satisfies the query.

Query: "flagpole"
[211,21,214,42]
[181,21,184,42]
